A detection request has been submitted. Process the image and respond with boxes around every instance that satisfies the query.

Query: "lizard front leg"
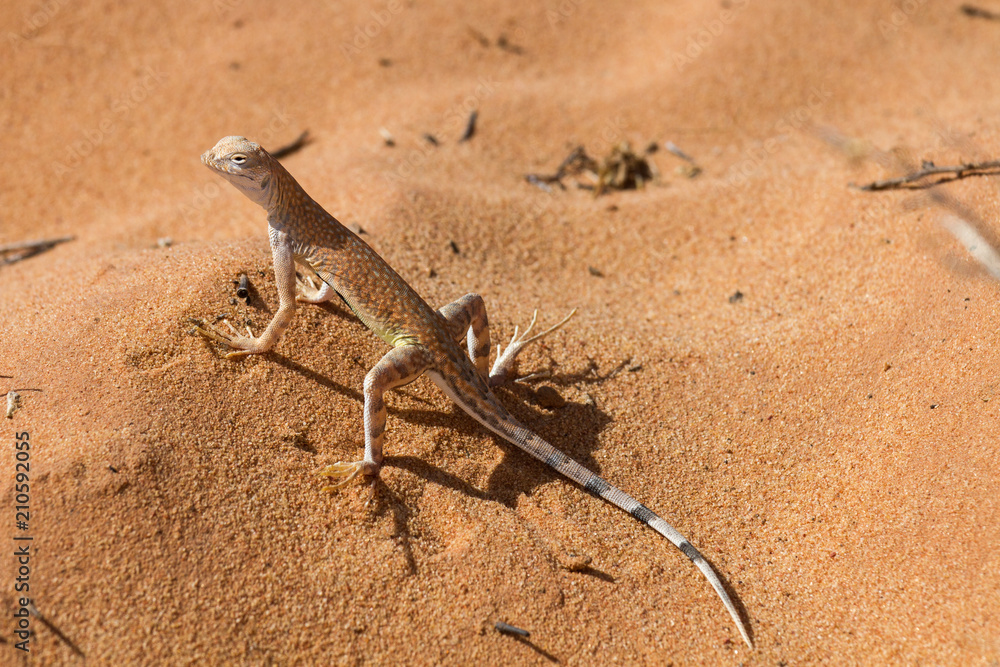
[437,294,575,388]
[196,226,298,358]
[319,345,430,491]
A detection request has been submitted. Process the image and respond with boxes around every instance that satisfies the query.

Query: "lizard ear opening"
[260,175,271,189]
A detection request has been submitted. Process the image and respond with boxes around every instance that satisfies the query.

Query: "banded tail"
[428,370,753,648]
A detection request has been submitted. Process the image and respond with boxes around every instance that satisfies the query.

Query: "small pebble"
[536,385,566,409]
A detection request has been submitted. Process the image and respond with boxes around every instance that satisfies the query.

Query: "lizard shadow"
[299,298,359,324]
[370,480,419,576]
[504,634,560,663]
[481,390,614,508]
[268,352,640,509]
[255,307,753,641]
[385,359,622,511]
[246,273,358,326]
[386,455,490,501]
[268,353,363,403]
[296,357,633,507]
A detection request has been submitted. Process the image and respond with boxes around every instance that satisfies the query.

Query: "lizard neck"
[263,154,340,235]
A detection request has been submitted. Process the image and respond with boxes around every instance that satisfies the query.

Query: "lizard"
[194,135,752,648]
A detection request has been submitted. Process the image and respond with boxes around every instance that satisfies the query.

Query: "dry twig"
[961,4,1000,20]
[0,236,75,265]
[820,126,1000,281]
[458,110,478,142]
[854,160,1000,191]
[270,131,312,159]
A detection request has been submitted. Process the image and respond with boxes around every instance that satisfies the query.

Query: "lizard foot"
[295,273,333,304]
[191,319,261,359]
[318,460,379,492]
[489,308,577,387]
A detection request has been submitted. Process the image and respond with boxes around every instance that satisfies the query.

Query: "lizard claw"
[295,272,334,304]
[489,308,576,386]
[318,460,378,492]
[191,318,259,359]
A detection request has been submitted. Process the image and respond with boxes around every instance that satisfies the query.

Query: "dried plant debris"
[817,125,1000,191]
[467,27,525,53]
[821,126,1000,283]
[5,391,20,419]
[854,159,1000,191]
[961,4,1000,20]
[594,142,658,194]
[467,26,491,47]
[665,141,703,178]
[269,131,312,160]
[496,34,524,55]
[525,142,659,195]
[4,385,41,419]
[525,146,597,191]
[458,110,478,142]
[1,236,74,266]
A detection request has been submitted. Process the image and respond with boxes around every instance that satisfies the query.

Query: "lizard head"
[201,136,275,207]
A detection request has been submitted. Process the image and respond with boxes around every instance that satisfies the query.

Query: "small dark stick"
[0,235,75,265]
[269,131,312,160]
[961,4,1000,20]
[854,159,1000,191]
[459,110,478,142]
[28,603,85,657]
[495,621,530,638]
[236,273,250,300]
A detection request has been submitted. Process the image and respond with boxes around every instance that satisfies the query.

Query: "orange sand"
[2,0,999,663]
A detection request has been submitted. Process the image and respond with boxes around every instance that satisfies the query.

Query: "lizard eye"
[231,154,247,165]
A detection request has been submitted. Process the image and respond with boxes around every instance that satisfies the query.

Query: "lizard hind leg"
[488,308,576,387]
[437,293,491,378]
[436,294,576,387]
[294,270,336,304]
[318,344,430,492]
